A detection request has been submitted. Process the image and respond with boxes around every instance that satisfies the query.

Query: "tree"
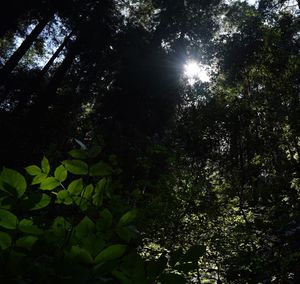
[0,0,300,283]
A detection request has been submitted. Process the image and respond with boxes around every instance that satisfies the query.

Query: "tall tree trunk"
[33,39,79,112]
[19,39,80,155]
[0,13,52,81]
[39,31,73,77]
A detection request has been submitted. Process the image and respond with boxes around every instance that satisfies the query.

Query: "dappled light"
[0,0,300,283]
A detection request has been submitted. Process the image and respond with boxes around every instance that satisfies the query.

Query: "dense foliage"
[0,0,300,283]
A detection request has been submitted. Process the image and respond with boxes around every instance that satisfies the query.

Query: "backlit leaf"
[94,244,127,264]
[41,157,50,175]
[25,165,42,176]
[54,165,67,182]
[0,168,27,198]
[68,178,83,196]
[62,160,88,175]
[40,177,60,190]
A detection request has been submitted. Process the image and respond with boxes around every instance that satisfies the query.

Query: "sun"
[184,61,210,84]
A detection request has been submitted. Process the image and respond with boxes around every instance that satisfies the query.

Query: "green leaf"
[80,233,105,257]
[118,209,138,227]
[18,219,42,235]
[182,245,206,262]
[16,235,38,249]
[94,244,127,264]
[31,173,47,185]
[0,231,12,249]
[89,161,112,177]
[52,217,71,238]
[69,246,93,264]
[0,168,27,198]
[25,165,42,176]
[100,209,113,228]
[92,179,106,207]
[0,209,18,229]
[41,156,50,175]
[83,184,94,199]
[57,190,73,205]
[75,216,95,239]
[68,178,83,196]
[62,160,88,175]
[40,177,60,190]
[68,149,88,160]
[54,165,67,182]
[160,273,186,284]
[29,193,51,210]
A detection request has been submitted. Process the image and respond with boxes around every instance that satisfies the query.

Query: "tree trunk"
[39,31,73,77]
[33,39,79,112]
[0,13,52,81]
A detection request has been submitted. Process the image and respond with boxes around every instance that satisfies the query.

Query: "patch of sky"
[5,14,70,70]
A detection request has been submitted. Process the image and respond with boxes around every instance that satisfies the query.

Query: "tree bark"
[0,13,52,81]
[39,31,73,77]
[33,39,79,112]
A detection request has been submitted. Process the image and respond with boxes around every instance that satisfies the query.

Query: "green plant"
[0,147,206,283]
[0,147,142,283]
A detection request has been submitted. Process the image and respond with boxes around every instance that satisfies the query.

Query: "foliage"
[0,149,134,282]
[0,148,206,283]
[1,0,300,283]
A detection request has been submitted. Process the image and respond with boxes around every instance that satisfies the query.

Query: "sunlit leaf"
[25,165,42,176]
[68,178,83,196]
[62,160,88,175]
[0,168,27,198]
[94,244,127,264]
[40,177,60,190]
[54,165,67,182]
[31,173,47,185]
[41,156,50,175]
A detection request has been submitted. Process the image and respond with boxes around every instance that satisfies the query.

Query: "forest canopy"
[0,0,300,283]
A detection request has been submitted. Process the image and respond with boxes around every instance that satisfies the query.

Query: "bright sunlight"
[184,61,210,85]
